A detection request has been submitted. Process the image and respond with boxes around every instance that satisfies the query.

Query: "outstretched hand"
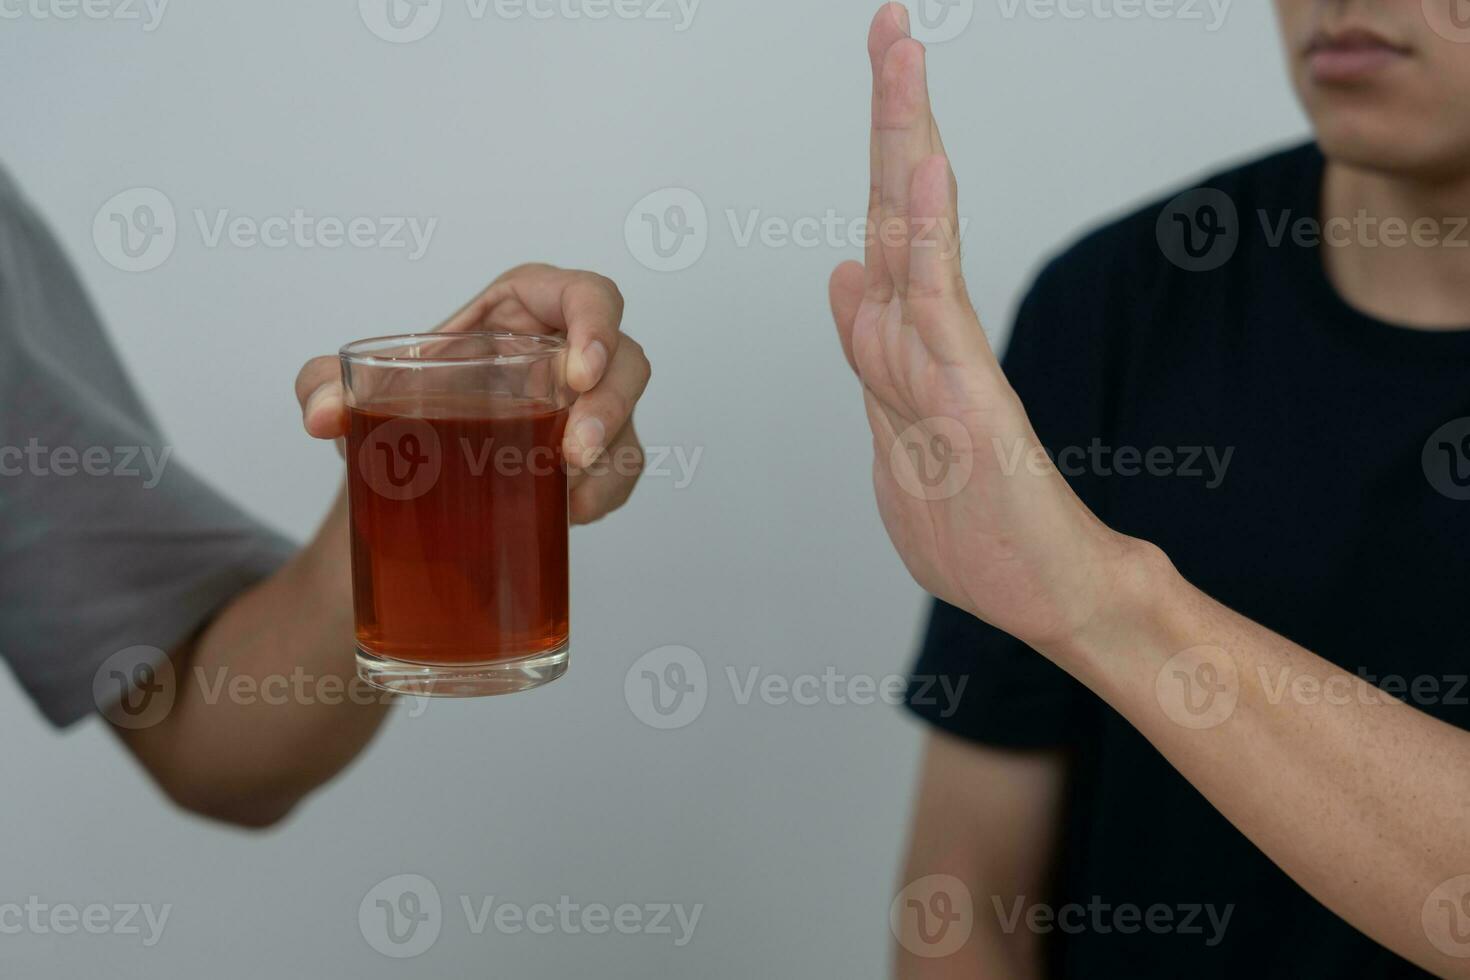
[828,4,1137,654]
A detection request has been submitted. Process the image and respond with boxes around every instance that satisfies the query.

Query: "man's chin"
[1311,112,1470,184]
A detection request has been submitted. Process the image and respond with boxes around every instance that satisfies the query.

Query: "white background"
[0,0,1307,975]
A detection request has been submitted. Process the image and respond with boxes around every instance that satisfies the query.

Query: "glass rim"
[339,331,567,367]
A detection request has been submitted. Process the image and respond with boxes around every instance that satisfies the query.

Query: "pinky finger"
[569,423,645,524]
[828,260,866,374]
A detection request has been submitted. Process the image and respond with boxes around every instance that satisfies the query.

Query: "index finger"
[557,273,625,392]
[447,267,626,393]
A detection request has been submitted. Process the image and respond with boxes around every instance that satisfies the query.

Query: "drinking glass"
[340,331,573,697]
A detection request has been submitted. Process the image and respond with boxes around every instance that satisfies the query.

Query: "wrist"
[1039,534,1184,687]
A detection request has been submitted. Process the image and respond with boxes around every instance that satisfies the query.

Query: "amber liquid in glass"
[346,395,570,666]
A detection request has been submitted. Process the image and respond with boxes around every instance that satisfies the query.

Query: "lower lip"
[1309,46,1405,84]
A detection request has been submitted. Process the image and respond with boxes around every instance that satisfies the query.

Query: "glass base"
[356,642,569,698]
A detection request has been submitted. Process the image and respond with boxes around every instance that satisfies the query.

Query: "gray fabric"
[0,166,295,726]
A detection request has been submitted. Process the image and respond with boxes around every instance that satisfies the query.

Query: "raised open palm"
[828,4,1131,653]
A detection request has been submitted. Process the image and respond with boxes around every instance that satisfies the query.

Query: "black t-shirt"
[906,143,1470,978]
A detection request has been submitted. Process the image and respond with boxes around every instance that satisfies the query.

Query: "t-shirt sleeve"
[0,170,296,727]
[905,251,1115,749]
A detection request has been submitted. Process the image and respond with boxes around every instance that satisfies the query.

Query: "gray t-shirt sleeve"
[0,167,296,727]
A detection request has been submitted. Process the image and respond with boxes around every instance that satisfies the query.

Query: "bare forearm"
[894,880,1040,980]
[120,486,389,826]
[895,837,1041,980]
[894,736,1062,980]
[1049,544,1470,976]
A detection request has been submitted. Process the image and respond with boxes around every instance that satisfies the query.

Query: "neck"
[1320,159,1470,330]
